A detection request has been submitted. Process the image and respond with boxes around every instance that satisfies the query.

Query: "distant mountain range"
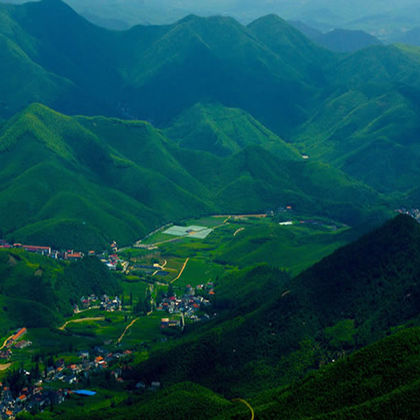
[6,0,420,45]
[5,0,420,247]
[289,23,382,53]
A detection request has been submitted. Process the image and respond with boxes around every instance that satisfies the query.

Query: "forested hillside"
[0,103,388,249]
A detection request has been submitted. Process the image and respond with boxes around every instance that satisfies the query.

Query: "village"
[396,207,420,222]
[0,345,152,419]
[76,294,122,313]
[0,239,125,271]
[158,283,215,329]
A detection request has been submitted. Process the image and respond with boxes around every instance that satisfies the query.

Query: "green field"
[135,215,353,283]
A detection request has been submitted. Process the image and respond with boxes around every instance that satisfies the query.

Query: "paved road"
[0,333,15,350]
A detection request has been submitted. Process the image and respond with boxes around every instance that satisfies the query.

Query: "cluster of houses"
[396,208,420,222]
[0,384,67,419]
[0,240,85,262]
[44,347,132,386]
[157,283,214,322]
[0,239,131,274]
[0,347,134,419]
[100,253,122,270]
[76,295,122,312]
[0,328,32,361]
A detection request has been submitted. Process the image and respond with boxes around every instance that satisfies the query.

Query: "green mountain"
[294,44,420,194]
[0,0,330,134]
[1,0,420,200]
[245,326,420,419]
[164,102,301,158]
[314,29,382,53]
[0,103,387,249]
[63,327,420,420]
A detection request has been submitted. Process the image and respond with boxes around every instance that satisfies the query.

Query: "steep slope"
[0,104,210,249]
[295,45,420,193]
[39,327,420,419]
[248,14,335,76]
[246,327,420,419]
[0,104,388,248]
[0,1,329,134]
[121,13,320,132]
[164,102,301,158]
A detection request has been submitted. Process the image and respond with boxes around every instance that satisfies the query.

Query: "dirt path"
[171,258,190,284]
[59,317,105,331]
[233,227,245,237]
[0,363,11,371]
[116,318,139,344]
[232,398,255,420]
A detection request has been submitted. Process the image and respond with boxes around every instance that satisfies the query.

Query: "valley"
[0,0,420,418]
[0,211,354,418]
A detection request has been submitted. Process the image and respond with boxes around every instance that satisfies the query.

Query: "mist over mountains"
[4,0,420,43]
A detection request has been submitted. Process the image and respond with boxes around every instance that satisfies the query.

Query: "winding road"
[232,398,255,420]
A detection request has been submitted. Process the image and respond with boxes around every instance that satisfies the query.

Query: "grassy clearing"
[121,313,166,345]
[172,257,225,291]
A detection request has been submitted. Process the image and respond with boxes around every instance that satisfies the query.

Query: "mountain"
[314,29,382,53]
[85,327,420,420]
[0,0,331,134]
[294,44,420,194]
[288,21,382,53]
[245,326,420,419]
[164,102,301,158]
[1,1,420,201]
[0,103,387,249]
[397,27,420,46]
[0,103,208,250]
[133,215,420,395]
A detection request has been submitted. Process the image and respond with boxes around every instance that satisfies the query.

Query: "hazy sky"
[4,0,420,38]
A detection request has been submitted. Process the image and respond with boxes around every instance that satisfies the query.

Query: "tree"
[134,298,145,315]
[144,288,152,313]
[168,283,174,298]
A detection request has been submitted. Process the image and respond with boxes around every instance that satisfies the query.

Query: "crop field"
[123,214,352,293]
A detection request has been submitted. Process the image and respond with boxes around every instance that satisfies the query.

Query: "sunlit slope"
[0,104,388,248]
